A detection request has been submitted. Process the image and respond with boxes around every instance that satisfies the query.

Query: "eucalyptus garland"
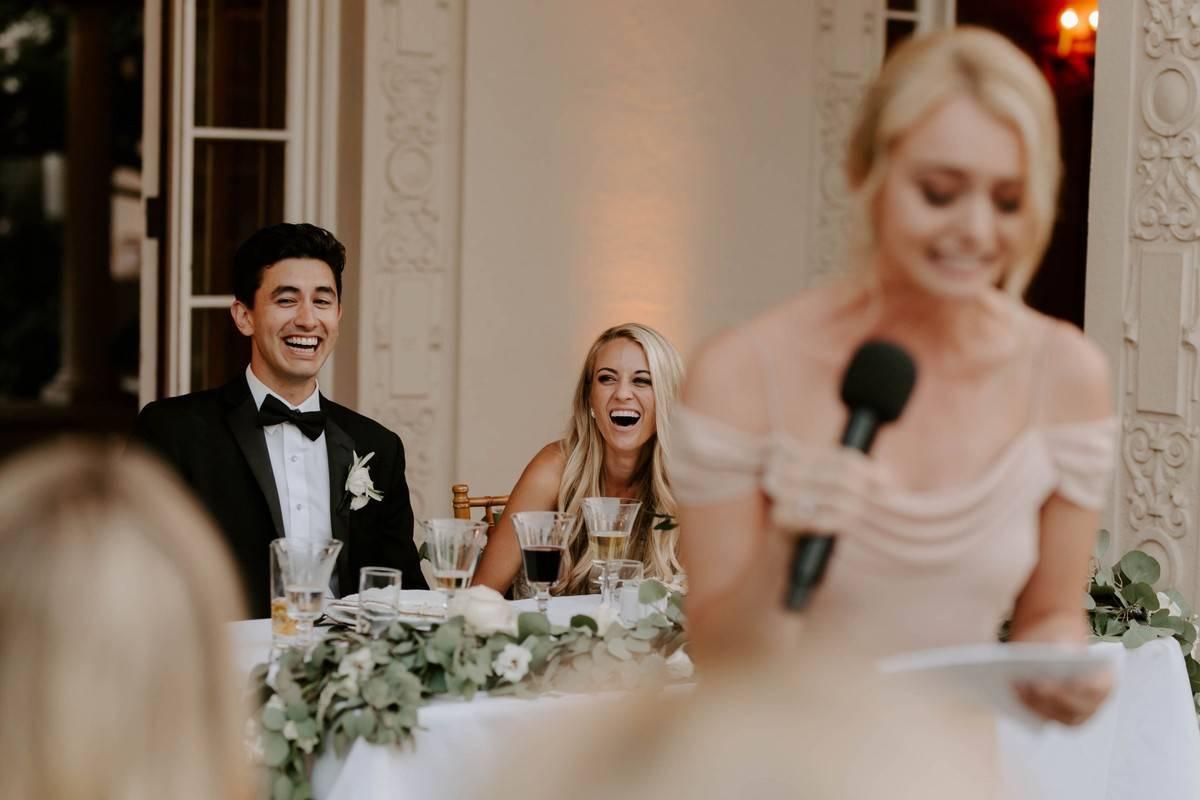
[1084,531,1200,723]
[246,581,688,800]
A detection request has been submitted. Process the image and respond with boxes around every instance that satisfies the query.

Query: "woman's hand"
[1008,613,1112,726]
[762,441,895,534]
[1013,671,1112,725]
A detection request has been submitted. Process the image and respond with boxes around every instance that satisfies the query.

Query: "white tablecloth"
[231,604,1200,799]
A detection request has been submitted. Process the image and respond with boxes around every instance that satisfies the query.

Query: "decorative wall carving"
[1115,0,1200,599]
[359,0,463,520]
[1122,416,1194,538]
[807,0,878,285]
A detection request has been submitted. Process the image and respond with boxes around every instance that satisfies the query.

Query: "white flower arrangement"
[447,586,519,637]
[345,451,383,511]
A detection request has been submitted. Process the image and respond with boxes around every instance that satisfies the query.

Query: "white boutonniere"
[345,451,383,511]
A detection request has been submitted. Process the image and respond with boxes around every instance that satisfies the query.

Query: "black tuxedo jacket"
[131,375,425,618]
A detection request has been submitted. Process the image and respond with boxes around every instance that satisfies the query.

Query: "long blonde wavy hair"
[556,323,684,594]
[0,440,251,800]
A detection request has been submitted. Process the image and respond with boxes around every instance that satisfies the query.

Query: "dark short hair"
[232,223,346,307]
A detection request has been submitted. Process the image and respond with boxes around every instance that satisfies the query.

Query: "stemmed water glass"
[358,566,402,636]
[581,497,642,607]
[512,511,574,613]
[270,538,343,645]
[420,518,488,614]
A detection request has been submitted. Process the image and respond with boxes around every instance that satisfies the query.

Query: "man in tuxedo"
[133,223,424,618]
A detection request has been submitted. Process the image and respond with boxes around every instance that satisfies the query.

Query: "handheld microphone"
[785,340,917,611]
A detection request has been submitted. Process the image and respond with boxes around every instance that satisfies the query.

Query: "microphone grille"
[840,340,917,423]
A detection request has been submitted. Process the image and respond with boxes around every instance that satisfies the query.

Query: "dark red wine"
[522,545,564,584]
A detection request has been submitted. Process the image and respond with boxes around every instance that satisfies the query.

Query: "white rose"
[665,647,694,680]
[492,642,533,683]
[336,647,374,693]
[346,468,373,497]
[1157,592,1183,617]
[586,603,621,636]
[447,586,518,636]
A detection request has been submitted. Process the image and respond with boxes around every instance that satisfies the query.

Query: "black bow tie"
[257,394,326,440]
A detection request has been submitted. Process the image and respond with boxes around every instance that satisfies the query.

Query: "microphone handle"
[784,408,879,612]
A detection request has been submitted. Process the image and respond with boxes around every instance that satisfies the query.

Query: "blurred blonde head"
[559,323,684,593]
[846,26,1060,297]
[0,440,250,800]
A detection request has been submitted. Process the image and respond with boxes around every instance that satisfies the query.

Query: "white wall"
[456,0,817,497]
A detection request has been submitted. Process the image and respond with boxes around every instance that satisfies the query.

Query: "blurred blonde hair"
[846,26,1061,297]
[558,323,684,593]
[0,440,251,800]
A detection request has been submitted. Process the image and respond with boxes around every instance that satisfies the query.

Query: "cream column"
[354,0,465,521]
[1087,0,1200,606]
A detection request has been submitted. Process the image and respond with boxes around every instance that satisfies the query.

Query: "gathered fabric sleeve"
[1043,417,1118,510]
[671,405,769,505]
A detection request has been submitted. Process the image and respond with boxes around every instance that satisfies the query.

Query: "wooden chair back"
[451,483,509,526]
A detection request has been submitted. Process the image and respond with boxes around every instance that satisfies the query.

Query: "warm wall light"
[1056,5,1096,57]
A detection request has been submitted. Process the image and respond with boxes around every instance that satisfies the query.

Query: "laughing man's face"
[231,257,341,402]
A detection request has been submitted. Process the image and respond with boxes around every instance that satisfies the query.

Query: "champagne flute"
[420,518,488,614]
[512,511,574,613]
[270,538,343,645]
[581,497,641,607]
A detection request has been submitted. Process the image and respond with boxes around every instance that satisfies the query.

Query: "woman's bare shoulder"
[687,288,842,430]
[518,441,568,494]
[1027,311,1112,423]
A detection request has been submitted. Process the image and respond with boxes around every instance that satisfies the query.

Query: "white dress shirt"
[245,366,333,547]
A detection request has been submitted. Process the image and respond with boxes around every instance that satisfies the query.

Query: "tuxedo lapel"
[226,382,286,540]
[324,404,355,594]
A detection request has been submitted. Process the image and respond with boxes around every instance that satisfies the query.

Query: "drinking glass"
[358,567,401,636]
[269,537,299,648]
[607,559,645,625]
[420,518,488,613]
[581,497,641,606]
[512,511,574,614]
[270,538,343,645]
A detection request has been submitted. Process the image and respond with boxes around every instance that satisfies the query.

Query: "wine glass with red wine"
[512,511,575,613]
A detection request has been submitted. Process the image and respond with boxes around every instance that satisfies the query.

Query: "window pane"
[192,139,285,295]
[191,307,250,391]
[886,19,917,54]
[195,0,287,129]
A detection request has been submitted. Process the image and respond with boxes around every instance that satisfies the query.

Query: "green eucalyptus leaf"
[272,773,293,800]
[1122,621,1172,649]
[518,612,551,639]
[1119,551,1161,585]
[1083,593,1095,610]
[295,718,319,740]
[570,615,599,633]
[625,637,652,654]
[261,706,287,731]
[1104,618,1127,638]
[362,676,391,709]
[1164,588,1194,618]
[262,731,291,767]
[1122,582,1159,612]
[639,580,669,604]
[1094,566,1114,588]
[285,700,308,722]
[606,638,632,660]
[1093,529,1111,560]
